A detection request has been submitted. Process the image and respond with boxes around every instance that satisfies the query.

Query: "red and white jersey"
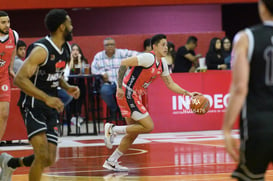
[0,28,17,76]
[123,51,169,95]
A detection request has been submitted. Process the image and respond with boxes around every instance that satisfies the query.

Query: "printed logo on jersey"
[50,54,55,61]
[1,84,8,91]
[55,61,66,72]
[0,52,6,67]
[5,45,14,49]
[0,59,6,67]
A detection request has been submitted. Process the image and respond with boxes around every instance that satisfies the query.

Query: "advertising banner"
[147,71,238,132]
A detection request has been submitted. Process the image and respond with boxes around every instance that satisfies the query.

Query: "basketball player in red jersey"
[103,34,201,171]
[0,11,18,140]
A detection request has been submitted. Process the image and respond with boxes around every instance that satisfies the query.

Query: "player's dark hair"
[17,40,26,51]
[0,11,8,17]
[262,0,273,15]
[44,9,68,33]
[186,36,198,44]
[151,34,167,48]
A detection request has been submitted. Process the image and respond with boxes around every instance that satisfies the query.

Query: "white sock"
[108,148,123,162]
[112,125,127,134]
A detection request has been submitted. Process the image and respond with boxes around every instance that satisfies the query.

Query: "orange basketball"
[190,95,210,115]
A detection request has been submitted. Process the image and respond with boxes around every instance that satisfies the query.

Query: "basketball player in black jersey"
[223,0,273,180]
[0,9,79,181]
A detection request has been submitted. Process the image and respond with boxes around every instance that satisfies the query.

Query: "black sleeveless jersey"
[242,23,273,132]
[19,36,71,108]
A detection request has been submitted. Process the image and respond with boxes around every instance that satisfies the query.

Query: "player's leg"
[0,101,9,139]
[231,132,270,181]
[28,132,57,181]
[103,117,138,171]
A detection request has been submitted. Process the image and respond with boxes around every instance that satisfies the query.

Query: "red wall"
[21,31,225,64]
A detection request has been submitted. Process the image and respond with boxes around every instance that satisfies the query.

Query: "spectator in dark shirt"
[173,36,201,72]
[206,37,227,70]
[222,37,232,69]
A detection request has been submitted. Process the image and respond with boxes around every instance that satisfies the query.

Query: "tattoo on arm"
[118,65,127,88]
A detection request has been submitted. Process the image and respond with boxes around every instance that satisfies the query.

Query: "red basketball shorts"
[116,88,148,121]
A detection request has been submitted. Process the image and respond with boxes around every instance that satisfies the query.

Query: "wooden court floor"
[1,131,272,181]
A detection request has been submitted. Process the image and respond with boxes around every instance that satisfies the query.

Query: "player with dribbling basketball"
[102,34,202,171]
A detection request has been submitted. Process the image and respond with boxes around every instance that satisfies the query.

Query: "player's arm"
[222,31,249,161]
[8,48,16,79]
[116,57,135,98]
[161,59,198,96]
[161,75,192,96]
[9,30,19,78]
[59,77,80,99]
[14,46,64,112]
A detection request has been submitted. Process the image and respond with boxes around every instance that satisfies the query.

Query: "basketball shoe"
[0,153,15,181]
[104,123,115,149]
[103,159,128,172]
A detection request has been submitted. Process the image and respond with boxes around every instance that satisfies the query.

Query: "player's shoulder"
[138,52,155,59]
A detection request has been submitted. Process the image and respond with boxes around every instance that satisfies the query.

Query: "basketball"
[190,95,210,114]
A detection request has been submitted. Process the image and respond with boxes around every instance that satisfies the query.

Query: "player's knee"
[45,156,56,167]
[35,152,50,167]
[144,124,154,133]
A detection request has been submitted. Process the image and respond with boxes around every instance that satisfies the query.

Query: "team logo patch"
[0,59,6,67]
[1,84,8,91]
[55,61,66,69]
[50,54,55,61]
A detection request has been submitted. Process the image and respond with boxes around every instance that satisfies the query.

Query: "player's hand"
[116,87,124,98]
[9,69,15,79]
[224,131,239,162]
[67,85,80,99]
[189,92,202,97]
[45,96,64,112]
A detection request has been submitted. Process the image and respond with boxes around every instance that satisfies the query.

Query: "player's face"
[0,16,10,35]
[155,39,168,57]
[63,15,73,41]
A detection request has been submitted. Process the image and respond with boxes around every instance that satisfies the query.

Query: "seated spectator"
[69,43,89,74]
[91,37,138,121]
[222,37,232,69]
[206,37,227,70]
[164,41,176,73]
[143,38,152,53]
[13,40,26,73]
[173,36,201,73]
[68,43,88,126]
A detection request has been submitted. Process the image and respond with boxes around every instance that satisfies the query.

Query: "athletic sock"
[7,158,20,169]
[112,125,127,134]
[108,148,123,162]
[22,154,35,167]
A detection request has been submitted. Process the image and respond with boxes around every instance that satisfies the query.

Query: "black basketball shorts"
[23,106,59,145]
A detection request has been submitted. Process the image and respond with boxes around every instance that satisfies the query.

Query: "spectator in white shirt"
[91,37,138,120]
